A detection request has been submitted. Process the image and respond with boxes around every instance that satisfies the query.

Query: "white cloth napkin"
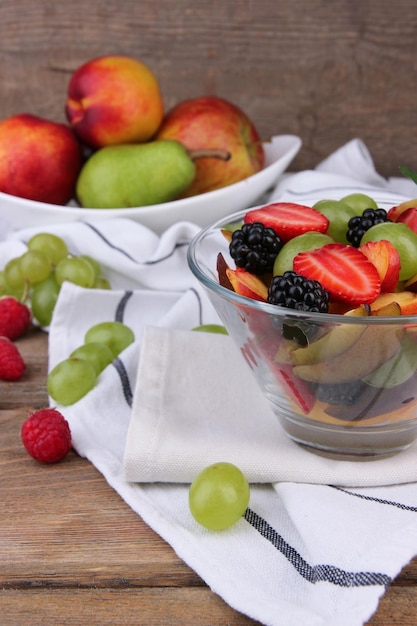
[3,138,417,626]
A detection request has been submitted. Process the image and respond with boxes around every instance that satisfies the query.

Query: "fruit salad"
[213,193,417,455]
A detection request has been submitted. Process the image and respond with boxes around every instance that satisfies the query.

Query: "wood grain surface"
[1,330,417,625]
[1,2,417,623]
[0,0,416,177]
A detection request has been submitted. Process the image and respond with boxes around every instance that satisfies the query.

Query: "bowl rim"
[187,204,417,325]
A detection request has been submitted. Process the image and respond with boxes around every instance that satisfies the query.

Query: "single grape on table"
[189,462,250,531]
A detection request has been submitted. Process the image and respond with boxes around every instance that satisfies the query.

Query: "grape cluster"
[47,321,135,405]
[0,233,111,327]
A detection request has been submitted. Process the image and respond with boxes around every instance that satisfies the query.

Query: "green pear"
[76,140,198,208]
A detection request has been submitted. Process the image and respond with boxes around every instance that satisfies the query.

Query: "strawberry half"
[293,243,381,305]
[244,202,329,243]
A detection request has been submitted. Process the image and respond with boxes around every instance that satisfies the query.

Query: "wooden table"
[1,328,417,624]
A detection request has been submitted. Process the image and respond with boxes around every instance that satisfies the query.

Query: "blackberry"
[229,222,282,275]
[267,270,329,313]
[346,208,391,247]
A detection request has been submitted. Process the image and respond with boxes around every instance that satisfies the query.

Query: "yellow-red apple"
[155,96,265,196]
[0,113,83,204]
[65,55,164,148]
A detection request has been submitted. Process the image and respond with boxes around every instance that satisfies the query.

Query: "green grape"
[55,257,96,288]
[192,324,228,335]
[4,257,25,289]
[93,275,111,289]
[27,232,68,265]
[273,232,334,276]
[84,321,135,358]
[340,193,378,215]
[313,199,357,244]
[0,269,25,298]
[19,250,51,285]
[31,273,61,327]
[80,255,102,276]
[47,358,97,405]
[189,462,250,530]
[69,342,114,375]
[361,222,417,280]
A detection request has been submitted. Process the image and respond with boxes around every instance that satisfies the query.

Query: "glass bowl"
[188,206,417,460]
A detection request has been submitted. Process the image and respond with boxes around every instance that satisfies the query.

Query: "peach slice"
[370,291,417,316]
[387,198,417,221]
[359,239,400,292]
[397,207,417,235]
[225,267,268,301]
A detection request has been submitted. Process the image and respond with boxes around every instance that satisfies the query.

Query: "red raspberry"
[21,408,72,463]
[0,336,26,380]
[0,296,31,340]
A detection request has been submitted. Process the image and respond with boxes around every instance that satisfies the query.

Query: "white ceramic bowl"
[0,135,301,234]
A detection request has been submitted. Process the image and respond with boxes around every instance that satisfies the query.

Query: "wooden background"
[0,0,416,178]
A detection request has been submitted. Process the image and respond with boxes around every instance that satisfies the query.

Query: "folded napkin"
[4,138,417,626]
[124,326,417,487]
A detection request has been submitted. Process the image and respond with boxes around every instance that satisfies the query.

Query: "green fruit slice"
[363,333,417,388]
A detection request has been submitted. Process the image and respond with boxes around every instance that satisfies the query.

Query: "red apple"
[0,113,83,204]
[155,96,265,196]
[66,55,164,148]
[359,239,401,292]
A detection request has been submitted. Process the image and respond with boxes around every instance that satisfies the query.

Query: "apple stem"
[188,148,231,162]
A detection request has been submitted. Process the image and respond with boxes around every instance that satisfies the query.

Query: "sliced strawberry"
[293,243,381,305]
[244,202,329,243]
[359,239,401,292]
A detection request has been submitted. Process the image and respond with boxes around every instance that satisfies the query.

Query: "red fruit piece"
[387,199,417,222]
[244,202,329,243]
[0,296,31,340]
[293,243,381,305]
[359,239,401,293]
[21,407,72,463]
[0,336,26,380]
[397,207,417,234]
[225,267,268,301]
[271,363,316,414]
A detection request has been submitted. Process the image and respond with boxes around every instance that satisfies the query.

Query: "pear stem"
[188,148,231,162]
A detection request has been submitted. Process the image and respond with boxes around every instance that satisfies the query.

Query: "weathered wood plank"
[0,588,261,625]
[1,585,417,625]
